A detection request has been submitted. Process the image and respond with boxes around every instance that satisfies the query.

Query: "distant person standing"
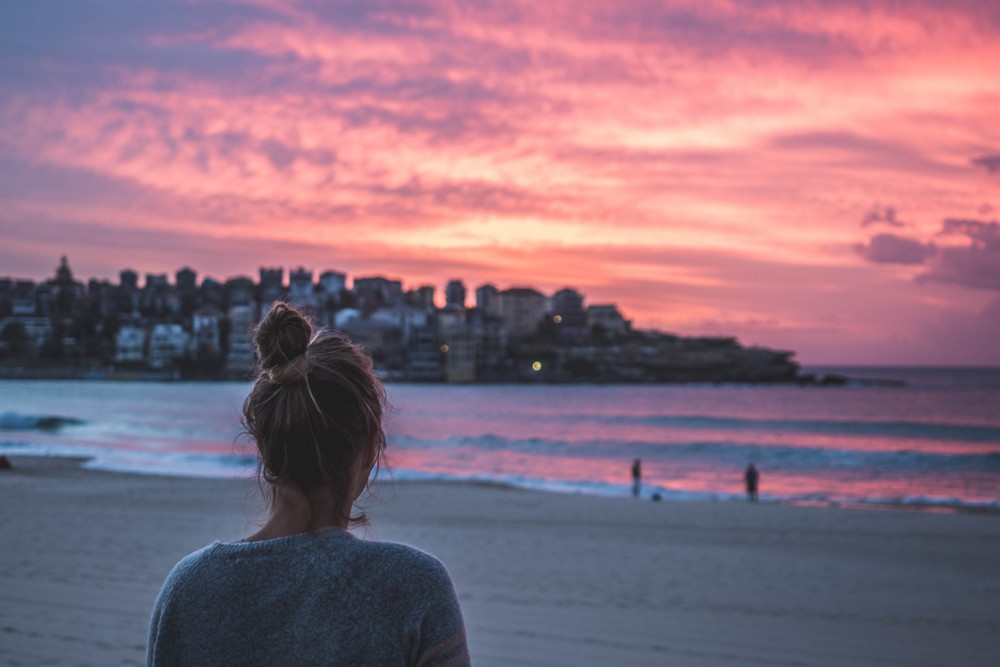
[744,463,760,503]
[631,458,642,498]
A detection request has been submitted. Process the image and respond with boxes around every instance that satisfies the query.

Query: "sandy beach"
[1,456,998,666]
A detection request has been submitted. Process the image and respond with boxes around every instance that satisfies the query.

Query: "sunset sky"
[1,0,998,365]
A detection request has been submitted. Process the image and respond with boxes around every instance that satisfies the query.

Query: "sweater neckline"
[212,526,356,554]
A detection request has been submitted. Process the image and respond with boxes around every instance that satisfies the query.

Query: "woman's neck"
[245,484,348,542]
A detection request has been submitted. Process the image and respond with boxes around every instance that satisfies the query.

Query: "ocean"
[1,367,998,512]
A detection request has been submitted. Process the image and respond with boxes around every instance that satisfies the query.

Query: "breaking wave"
[0,412,85,431]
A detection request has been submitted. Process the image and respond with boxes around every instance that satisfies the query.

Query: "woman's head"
[242,301,386,526]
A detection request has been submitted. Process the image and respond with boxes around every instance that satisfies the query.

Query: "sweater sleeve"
[146,549,206,667]
[146,571,180,666]
[410,556,471,667]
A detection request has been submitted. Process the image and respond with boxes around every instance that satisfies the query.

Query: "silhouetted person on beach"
[631,458,642,498]
[744,463,759,502]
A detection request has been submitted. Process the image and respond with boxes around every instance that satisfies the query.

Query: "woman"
[147,302,470,666]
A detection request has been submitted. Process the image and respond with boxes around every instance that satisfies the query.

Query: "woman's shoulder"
[346,539,456,597]
[359,539,450,576]
[157,542,227,594]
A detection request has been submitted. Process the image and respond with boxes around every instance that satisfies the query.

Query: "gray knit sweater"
[147,528,470,666]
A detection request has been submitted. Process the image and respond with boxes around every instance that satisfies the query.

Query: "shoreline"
[5,451,999,516]
[2,455,999,666]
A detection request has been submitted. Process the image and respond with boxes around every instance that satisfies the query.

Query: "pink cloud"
[856,234,936,265]
[2,0,999,363]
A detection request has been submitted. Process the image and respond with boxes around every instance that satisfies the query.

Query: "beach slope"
[1,456,998,666]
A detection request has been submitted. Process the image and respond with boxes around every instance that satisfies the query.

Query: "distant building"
[319,270,346,297]
[551,288,586,327]
[334,308,361,330]
[353,276,403,313]
[226,304,257,372]
[199,277,224,309]
[445,279,466,310]
[11,281,37,316]
[259,267,283,289]
[436,308,462,329]
[141,273,170,313]
[34,283,54,317]
[316,270,347,316]
[147,323,188,369]
[118,269,139,313]
[87,279,117,319]
[467,309,510,380]
[0,316,52,356]
[0,279,12,318]
[406,322,442,381]
[114,325,146,364]
[337,311,406,378]
[225,276,256,308]
[175,268,197,316]
[176,267,197,294]
[441,330,475,382]
[406,285,436,309]
[546,288,588,342]
[498,287,547,339]
[145,273,168,289]
[587,304,628,337]
[192,306,223,355]
[369,304,432,345]
[119,269,139,292]
[437,310,474,382]
[475,284,499,316]
[288,267,316,309]
[259,267,285,304]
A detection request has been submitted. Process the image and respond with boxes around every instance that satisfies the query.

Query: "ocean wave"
[386,468,734,501]
[556,413,1000,443]
[82,452,258,479]
[390,433,1000,472]
[844,495,1000,512]
[0,411,85,431]
[0,440,256,479]
[387,469,1000,511]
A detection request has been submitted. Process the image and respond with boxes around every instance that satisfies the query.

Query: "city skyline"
[2,257,622,311]
[1,1,998,365]
[0,254,804,385]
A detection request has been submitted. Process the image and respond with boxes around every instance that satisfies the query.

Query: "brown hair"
[242,302,387,526]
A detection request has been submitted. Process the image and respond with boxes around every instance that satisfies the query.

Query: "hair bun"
[254,302,313,371]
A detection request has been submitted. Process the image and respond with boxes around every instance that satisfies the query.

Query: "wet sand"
[1,456,998,666]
